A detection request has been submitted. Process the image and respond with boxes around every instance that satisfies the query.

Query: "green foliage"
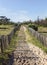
[0,16,16,25]
[28,24,38,31]
[28,23,32,27]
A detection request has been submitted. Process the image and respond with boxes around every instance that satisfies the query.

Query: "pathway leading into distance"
[12,26,47,65]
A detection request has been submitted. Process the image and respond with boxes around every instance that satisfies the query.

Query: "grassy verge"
[0,30,19,65]
[0,25,14,35]
[38,26,47,33]
[4,31,18,53]
[25,27,47,53]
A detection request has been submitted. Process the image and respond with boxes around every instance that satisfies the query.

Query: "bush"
[28,24,38,31]
[28,24,32,28]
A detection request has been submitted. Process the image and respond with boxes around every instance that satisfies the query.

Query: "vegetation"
[0,15,47,64]
[0,16,15,25]
[24,18,47,36]
[34,17,47,27]
[0,15,20,65]
[0,30,19,65]
[4,31,18,53]
[0,25,14,35]
[38,26,47,32]
[28,24,38,31]
[38,26,47,36]
[21,20,32,25]
[25,28,47,53]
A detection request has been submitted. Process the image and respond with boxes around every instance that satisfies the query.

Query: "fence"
[0,25,20,53]
[28,28,47,47]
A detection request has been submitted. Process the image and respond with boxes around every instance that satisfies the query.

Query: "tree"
[0,16,10,25]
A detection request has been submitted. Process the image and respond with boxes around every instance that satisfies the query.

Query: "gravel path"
[12,26,47,65]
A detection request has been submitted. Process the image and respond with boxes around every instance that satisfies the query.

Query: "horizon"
[0,0,47,22]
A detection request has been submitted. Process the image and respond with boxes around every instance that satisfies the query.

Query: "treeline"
[1,16,47,27]
[21,18,47,27]
[0,16,16,25]
[34,18,47,27]
[21,20,32,25]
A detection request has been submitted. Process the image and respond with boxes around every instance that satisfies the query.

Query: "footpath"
[12,26,47,65]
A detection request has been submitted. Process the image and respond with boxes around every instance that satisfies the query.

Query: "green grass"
[0,24,15,65]
[38,26,47,33]
[26,28,47,53]
[4,31,19,54]
[0,25,14,35]
[38,26,47,37]
[0,30,19,63]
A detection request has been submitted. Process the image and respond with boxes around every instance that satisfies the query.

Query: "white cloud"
[0,7,31,22]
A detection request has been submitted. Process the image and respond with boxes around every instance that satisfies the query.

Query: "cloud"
[0,7,31,22]
[13,10,31,22]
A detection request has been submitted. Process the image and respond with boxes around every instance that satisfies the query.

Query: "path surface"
[13,26,47,65]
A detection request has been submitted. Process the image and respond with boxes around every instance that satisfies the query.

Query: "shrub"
[28,24,32,28]
[28,24,38,31]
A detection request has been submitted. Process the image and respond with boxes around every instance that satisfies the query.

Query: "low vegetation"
[0,30,19,65]
[38,26,47,36]
[38,26,47,33]
[25,28,47,53]
[28,23,47,37]
[4,31,18,53]
[0,16,20,65]
[0,25,14,35]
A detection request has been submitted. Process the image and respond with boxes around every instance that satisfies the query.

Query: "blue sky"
[0,0,47,22]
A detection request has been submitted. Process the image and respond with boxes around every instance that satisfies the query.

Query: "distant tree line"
[21,20,32,25]
[22,17,47,27]
[0,16,15,25]
[1,16,47,27]
[34,18,47,27]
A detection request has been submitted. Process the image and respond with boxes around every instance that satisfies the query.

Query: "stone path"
[12,26,47,65]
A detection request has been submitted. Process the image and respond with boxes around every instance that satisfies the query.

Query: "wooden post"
[0,39,3,53]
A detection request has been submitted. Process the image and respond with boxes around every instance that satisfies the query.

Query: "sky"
[0,0,47,22]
